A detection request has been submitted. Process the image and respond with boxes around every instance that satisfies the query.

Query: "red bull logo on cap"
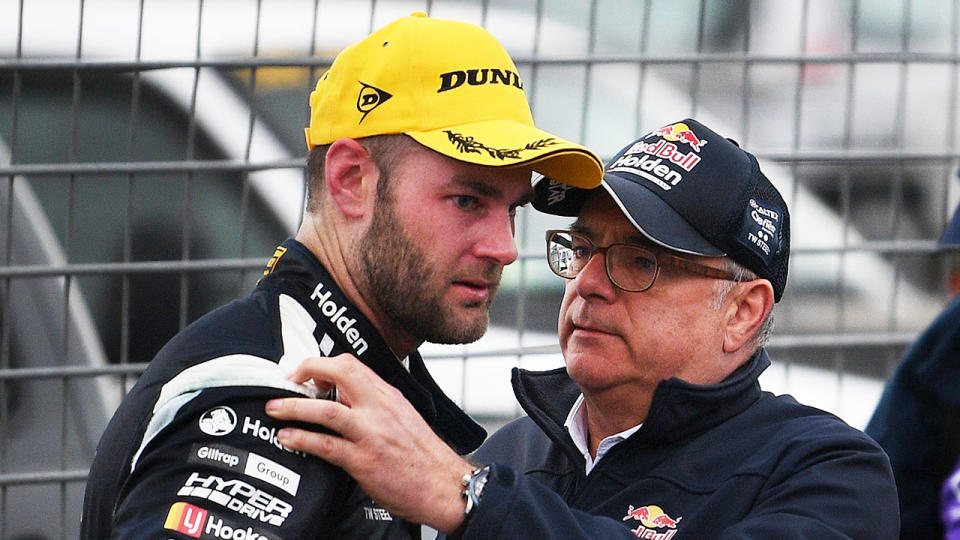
[607,122,709,190]
[652,122,708,152]
[622,504,682,539]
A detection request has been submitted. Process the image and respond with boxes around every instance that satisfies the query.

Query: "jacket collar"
[258,239,486,454]
[512,350,770,449]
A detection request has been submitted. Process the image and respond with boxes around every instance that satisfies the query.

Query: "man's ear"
[722,279,774,354]
[323,138,379,219]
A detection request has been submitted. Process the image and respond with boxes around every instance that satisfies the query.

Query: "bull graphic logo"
[356,82,393,123]
[623,504,682,537]
[650,122,707,152]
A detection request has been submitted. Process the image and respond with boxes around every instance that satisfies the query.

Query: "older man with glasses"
[265,119,899,538]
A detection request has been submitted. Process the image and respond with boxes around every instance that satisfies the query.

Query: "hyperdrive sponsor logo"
[177,471,293,527]
[607,122,708,192]
[165,501,280,540]
[621,504,682,539]
[189,443,301,496]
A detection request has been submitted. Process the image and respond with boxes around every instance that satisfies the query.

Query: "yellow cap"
[304,13,601,189]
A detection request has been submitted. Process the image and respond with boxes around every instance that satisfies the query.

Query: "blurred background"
[1,0,959,537]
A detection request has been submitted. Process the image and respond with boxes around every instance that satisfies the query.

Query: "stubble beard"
[356,198,499,345]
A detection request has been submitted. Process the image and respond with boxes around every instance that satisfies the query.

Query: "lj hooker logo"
[622,504,682,539]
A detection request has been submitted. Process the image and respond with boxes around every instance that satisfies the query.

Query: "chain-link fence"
[2,0,959,538]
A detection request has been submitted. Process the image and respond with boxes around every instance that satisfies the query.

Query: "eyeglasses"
[545,229,743,292]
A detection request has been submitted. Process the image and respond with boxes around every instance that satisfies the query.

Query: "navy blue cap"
[938,200,960,250]
[533,118,791,302]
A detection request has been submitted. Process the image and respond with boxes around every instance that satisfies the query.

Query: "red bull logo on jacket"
[622,504,682,539]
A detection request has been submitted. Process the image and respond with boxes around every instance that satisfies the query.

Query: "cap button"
[410,11,428,17]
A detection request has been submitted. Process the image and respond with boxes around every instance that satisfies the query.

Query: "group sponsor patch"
[188,443,301,496]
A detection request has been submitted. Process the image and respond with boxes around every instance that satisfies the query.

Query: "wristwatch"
[460,465,491,518]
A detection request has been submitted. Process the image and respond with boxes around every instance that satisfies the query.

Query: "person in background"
[266,118,900,538]
[80,12,602,538]
[867,199,960,540]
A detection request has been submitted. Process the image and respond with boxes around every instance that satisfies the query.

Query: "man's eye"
[571,245,592,259]
[631,255,657,271]
[453,195,479,210]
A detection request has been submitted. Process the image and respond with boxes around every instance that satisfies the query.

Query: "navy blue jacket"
[463,351,899,539]
[81,239,485,539]
[866,294,960,540]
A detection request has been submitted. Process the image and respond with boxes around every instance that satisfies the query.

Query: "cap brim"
[601,172,724,256]
[407,120,602,189]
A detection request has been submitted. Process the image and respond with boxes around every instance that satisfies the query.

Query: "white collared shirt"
[564,394,642,475]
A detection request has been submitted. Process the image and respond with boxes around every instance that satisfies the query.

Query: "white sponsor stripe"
[130,294,323,472]
[245,452,301,496]
[132,354,319,471]
[277,293,321,373]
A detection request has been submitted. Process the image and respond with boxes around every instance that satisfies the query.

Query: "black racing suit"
[81,239,485,539]
[459,351,899,539]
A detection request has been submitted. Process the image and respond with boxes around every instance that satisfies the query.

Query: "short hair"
[710,257,775,351]
[304,134,413,212]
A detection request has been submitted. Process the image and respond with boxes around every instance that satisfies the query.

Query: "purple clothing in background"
[942,463,960,539]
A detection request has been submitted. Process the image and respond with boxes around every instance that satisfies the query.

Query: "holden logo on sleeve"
[198,406,238,436]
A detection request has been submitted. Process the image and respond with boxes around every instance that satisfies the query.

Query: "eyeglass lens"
[547,231,657,291]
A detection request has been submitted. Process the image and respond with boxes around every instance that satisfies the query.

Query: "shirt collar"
[563,393,642,475]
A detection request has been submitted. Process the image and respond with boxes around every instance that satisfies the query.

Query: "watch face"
[472,466,490,499]
[463,465,491,517]
[474,469,489,498]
